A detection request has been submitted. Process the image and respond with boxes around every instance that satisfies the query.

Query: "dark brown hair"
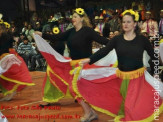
[122,12,140,34]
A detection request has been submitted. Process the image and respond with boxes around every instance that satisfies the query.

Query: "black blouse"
[89,34,154,71]
[43,26,109,60]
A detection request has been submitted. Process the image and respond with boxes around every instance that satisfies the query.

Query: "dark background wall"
[0,0,162,22]
[0,0,22,21]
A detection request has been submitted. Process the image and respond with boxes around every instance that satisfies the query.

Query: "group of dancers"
[0,8,163,122]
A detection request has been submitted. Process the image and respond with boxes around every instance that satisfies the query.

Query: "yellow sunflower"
[75,8,84,15]
[0,19,3,24]
[3,22,10,28]
[53,27,60,34]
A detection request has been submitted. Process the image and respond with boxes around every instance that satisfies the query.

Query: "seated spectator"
[18,33,25,45]
[22,21,28,34]
[35,22,42,31]
[108,31,114,40]
[17,36,35,68]
[141,11,158,37]
[25,24,35,42]
[114,30,120,36]
[30,45,43,71]
[13,33,26,51]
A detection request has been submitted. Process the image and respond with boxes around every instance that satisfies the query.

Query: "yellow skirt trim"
[43,96,64,103]
[70,59,82,67]
[0,53,10,60]
[43,87,72,103]
[113,60,118,68]
[3,84,20,96]
[71,65,117,117]
[116,67,145,80]
[45,65,72,102]
[114,102,163,122]
[47,71,72,98]
[47,65,68,86]
[47,72,62,92]
[71,66,163,121]
[0,75,35,86]
[46,65,71,95]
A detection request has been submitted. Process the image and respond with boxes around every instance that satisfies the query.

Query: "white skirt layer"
[80,67,163,99]
[0,112,8,122]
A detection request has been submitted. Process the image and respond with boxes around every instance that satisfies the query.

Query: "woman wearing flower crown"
[35,8,109,121]
[35,8,108,59]
[0,20,35,101]
[79,9,163,121]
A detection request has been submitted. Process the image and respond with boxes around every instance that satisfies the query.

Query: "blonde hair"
[73,8,92,28]
[82,13,92,28]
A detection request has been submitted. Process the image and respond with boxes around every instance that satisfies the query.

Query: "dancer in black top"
[81,10,154,71]
[36,9,108,60]
[35,8,109,122]
[89,34,154,71]
[42,26,108,59]
[79,9,163,122]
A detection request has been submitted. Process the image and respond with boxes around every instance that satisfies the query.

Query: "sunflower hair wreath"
[122,9,139,21]
[0,20,10,29]
[75,8,85,16]
[0,13,11,29]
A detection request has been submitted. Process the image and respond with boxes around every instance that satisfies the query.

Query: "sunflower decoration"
[0,19,3,24]
[122,9,139,21]
[160,39,163,44]
[75,8,84,16]
[0,13,3,24]
[3,22,10,29]
[0,13,10,28]
[53,27,60,34]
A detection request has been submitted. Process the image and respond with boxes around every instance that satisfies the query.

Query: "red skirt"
[0,49,34,96]
[70,66,163,122]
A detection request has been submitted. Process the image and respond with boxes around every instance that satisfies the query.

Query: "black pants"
[31,54,42,69]
[160,72,163,82]
[20,53,33,67]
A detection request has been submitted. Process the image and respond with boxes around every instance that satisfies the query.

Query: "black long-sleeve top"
[43,26,109,60]
[89,34,154,71]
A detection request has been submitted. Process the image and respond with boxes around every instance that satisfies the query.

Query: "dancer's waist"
[116,67,146,80]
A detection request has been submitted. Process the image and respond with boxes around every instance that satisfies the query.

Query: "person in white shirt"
[141,11,158,37]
